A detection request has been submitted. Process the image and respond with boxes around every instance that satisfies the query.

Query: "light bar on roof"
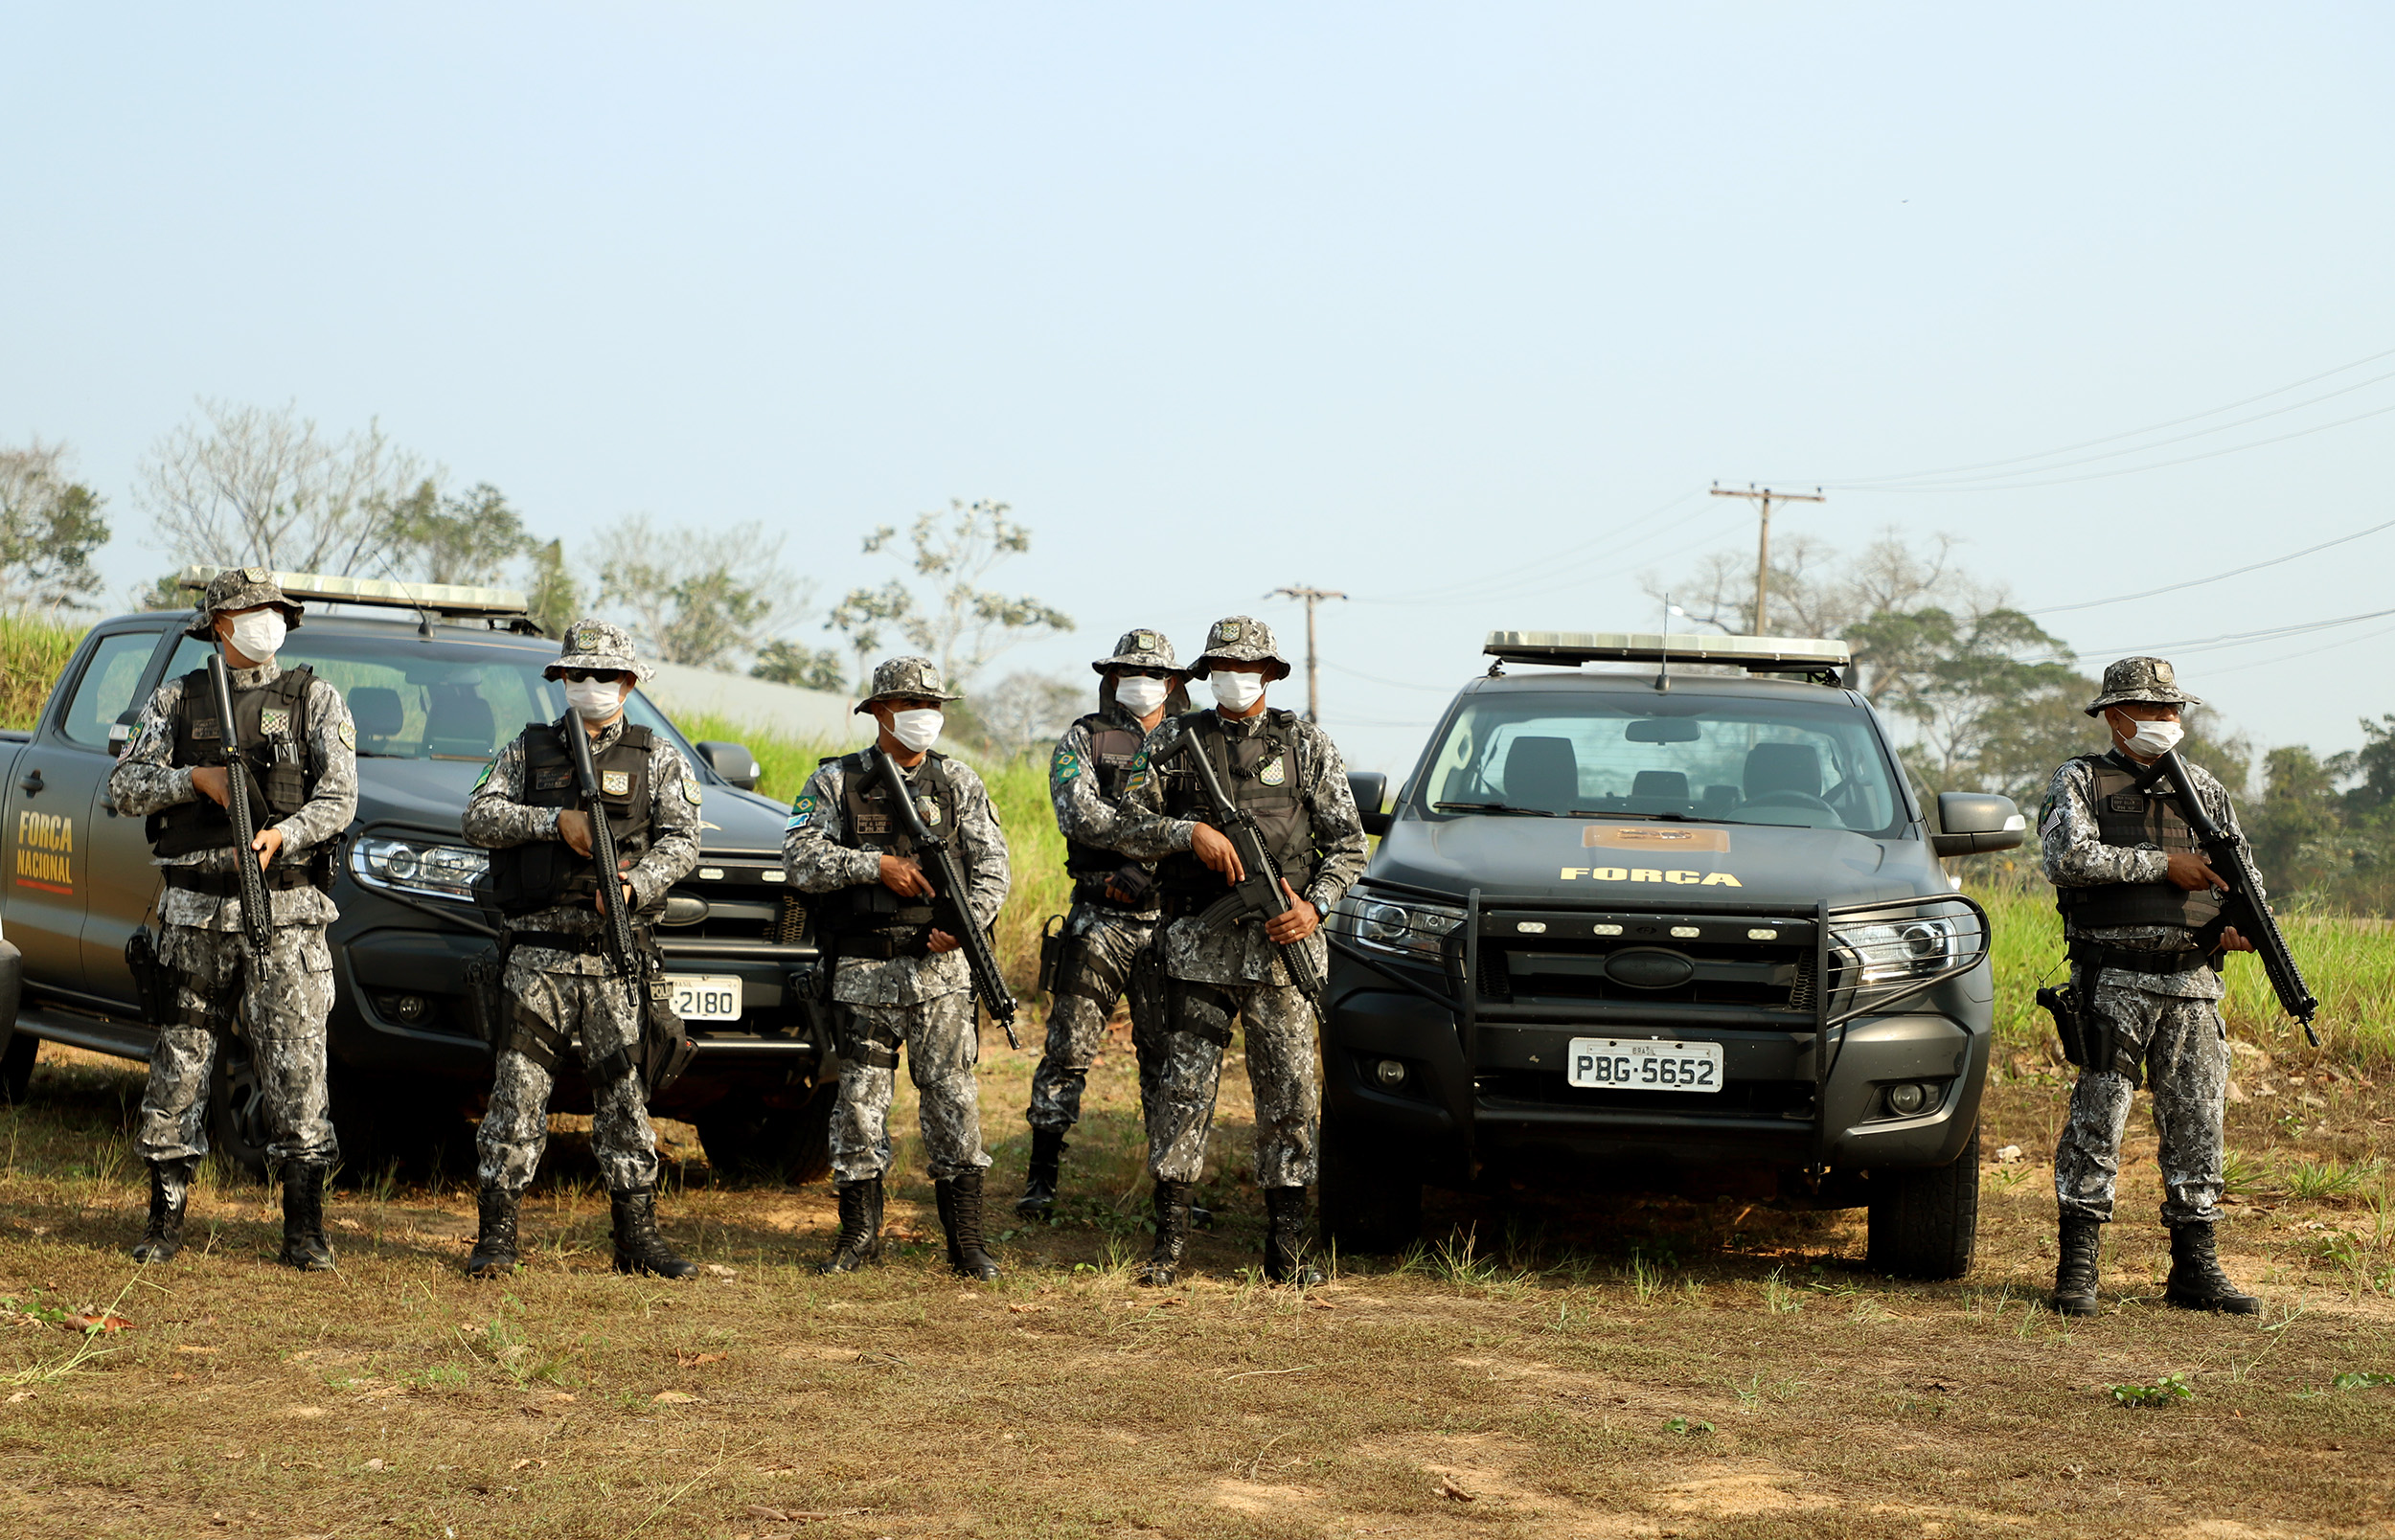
[1484,630,1851,672]
[178,567,529,618]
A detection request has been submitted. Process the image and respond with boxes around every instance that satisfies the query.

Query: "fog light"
[393,994,428,1023]
[1374,1058,1407,1088]
[1885,1081,1928,1116]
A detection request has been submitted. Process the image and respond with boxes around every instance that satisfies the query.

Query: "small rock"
[1995,1144,2024,1164]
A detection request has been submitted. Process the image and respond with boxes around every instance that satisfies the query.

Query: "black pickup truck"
[0,571,833,1179]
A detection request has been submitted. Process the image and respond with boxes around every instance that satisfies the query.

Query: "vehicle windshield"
[1417,688,1907,835]
[159,630,707,773]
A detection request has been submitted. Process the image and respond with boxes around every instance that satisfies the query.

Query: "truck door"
[2,630,165,998]
[83,635,188,1009]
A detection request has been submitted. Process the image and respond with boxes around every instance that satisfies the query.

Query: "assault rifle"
[564,715,647,1022]
[207,652,273,959]
[1166,734,1325,1002]
[868,746,1019,1048]
[2153,748,2322,1048]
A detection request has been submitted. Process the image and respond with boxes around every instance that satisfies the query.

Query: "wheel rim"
[212,1039,274,1172]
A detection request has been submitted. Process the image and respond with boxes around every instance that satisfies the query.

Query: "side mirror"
[1349,771,1391,838]
[1932,791,2026,857]
[696,740,761,792]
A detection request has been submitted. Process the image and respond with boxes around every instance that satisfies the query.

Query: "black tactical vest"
[148,667,319,858]
[486,720,662,918]
[826,750,962,936]
[1064,712,1147,877]
[2054,753,2224,934]
[1155,709,1317,900]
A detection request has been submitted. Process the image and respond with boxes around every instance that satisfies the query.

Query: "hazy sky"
[8,4,2392,776]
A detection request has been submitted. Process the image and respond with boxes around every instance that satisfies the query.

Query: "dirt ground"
[2,1030,2392,1540]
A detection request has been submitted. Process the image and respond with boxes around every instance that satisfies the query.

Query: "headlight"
[351,835,490,902]
[1832,915,1960,985]
[1329,891,1466,962]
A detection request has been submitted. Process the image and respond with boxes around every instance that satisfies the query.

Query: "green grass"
[0,613,81,732]
[1974,884,2395,1068]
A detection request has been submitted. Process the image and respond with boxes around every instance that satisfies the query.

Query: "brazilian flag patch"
[1052,748,1082,787]
[786,793,816,831]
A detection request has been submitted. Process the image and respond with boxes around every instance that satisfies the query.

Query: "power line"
[1821,342,2395,487]
[1708,484,1824,633]
[2204,619,2395,679]
[2067,604,2395,662]
[1268,585,1345,723]
[2030,513,2395,614]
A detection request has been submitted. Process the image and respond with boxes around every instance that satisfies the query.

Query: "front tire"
[1317,1106,1421,1254]
[696,1078,837,1186]
[1864,1122,1979,1280]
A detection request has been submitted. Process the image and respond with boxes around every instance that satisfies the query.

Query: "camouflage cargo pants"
[136,922,339,1176]
[2054,979,2229,1227]
[1026,904,1166,1136]
[831,990,990,1185]
[1148,979,1318,1189]
[477,962,660,1195]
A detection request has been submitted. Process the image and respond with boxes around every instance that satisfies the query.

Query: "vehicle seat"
[1629,770,1690,805]
[1503,736,1580,812]
[1699,783,1739,817]
[1743,743,1823,800]
[348,687,404,750]
[423,684,496,759]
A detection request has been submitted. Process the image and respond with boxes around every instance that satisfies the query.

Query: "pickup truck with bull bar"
[1316,630,2026,1278]
[0,570,835,1181]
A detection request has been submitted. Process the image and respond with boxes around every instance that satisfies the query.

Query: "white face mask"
[888,708,944,753]
[1113,675,1170,717]
[225,610,285,662]
[565,678,625,721]
[1209,669,1266,713]
[2112,713,2184,758]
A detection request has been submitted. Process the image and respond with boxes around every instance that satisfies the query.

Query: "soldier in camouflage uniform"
[460,621,701,1280]
[1015,628,1192,1219]
[782,657,1014,1280]
[110,568,358,1270]
[1110,617,1368,1286]
[2041,656,2263,1317]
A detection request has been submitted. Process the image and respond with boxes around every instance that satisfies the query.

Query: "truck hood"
[354,757,792,855]
[1367,814,1943,909]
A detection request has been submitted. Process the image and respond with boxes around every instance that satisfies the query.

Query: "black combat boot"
[1016,1128,1066,1218]
[2050,1215,2101,1317]
[465,1184,521,1279]
[608,1188,696,1280]
[277,1164,337,1272]
[819,1177,884,1275]
[1263,1185,1327,1288]
[131,1155,198,1264]
[2163,1221,2261,1315]
[1141,1178,1194,1286]
[937,1169,1002,1281]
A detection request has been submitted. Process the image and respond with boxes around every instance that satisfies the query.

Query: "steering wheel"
[1742,789,1835,812]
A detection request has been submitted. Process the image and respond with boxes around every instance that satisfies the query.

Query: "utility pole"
[1709,483,1824,634]
[1268,585,1346,723]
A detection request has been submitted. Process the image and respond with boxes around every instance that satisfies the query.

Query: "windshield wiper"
[1566,809,1730,824]
[1433,801,1553,817]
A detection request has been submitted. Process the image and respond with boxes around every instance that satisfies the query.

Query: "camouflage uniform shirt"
[2038,750,2257,1002]
[1111,710,1369,986]
[462,716,703,975]
[108,661,359,931]
[781,753,1012,1006]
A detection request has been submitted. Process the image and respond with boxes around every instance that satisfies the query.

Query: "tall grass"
[1974,885,2395,1067]
[678,711,1074,1000]
[0,615,81,732]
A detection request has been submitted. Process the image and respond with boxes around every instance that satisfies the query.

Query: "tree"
[826,499,1072,690]
[385,482,532,585]
[751,640,848,693]
[970,671,1083,759]
[523,539,581,638]
[0,443,109,611]
[139,399,428,575]
[594,514,809,670]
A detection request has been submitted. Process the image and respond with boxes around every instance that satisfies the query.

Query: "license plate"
[666,975,742,1021]
[1566,1037,1722,1093]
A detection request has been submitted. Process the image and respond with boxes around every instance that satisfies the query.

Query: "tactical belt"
[2067,940,2206,976]
[841,929,929,960]
[165,867,319,896]
[509,929,656,956]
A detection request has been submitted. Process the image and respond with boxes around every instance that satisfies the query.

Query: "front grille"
[656,854,810,949]
[1484,939,1810,1011]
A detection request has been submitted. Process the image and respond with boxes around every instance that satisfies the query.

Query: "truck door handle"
[18,770,41,796]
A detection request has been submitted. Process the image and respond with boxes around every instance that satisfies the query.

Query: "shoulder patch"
[473,758,496,791]
[681,774,704,806]
[338,719,355,750]
[786,793,816,831]
[1052,748,1082,787]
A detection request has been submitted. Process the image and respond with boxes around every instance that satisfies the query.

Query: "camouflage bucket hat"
[1091,627,1184,676]
[2086,655,2205,716]
[545,619,652,683]
[184,566,304,641]
[855,654,963,713]
[1189,615,1289,680]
